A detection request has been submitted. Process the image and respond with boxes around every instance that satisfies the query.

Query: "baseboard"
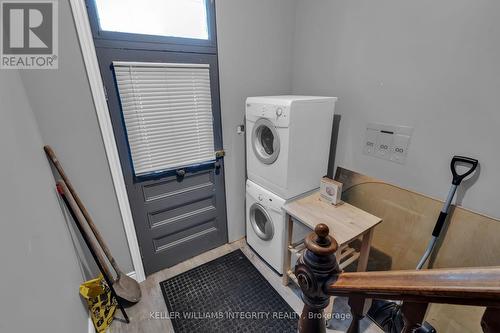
[88,314,96,333]
[126,271,137,280]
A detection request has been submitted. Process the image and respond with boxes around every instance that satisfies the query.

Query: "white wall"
[20,0,134,273]
[216,0,296,241]
[0,70,87,333]
[292,0,500,218]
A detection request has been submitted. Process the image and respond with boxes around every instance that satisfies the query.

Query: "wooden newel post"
[295,224,340,333]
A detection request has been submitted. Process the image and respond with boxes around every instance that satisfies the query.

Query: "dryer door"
[249,203,275,241]
[251,118,280,164]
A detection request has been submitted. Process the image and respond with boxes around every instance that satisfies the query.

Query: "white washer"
[246,95,337,199]
[246,180,310,274]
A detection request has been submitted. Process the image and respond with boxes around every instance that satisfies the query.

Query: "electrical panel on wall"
[363,123,413,164]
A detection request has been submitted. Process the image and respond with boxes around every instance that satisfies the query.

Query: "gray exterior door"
[86,0,228,275]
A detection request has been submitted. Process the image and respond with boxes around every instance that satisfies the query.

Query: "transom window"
[94,0,209,40]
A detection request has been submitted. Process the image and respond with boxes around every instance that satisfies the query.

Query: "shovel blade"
[113,274,142,304]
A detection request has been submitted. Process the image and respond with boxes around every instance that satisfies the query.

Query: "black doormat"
[160,250,298,333]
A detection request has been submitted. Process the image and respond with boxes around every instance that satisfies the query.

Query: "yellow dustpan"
[80,274,117,333]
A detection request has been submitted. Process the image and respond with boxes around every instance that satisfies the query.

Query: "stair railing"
[295,224,500,333]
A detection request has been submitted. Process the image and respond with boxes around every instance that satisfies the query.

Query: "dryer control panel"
[246,103,290,128]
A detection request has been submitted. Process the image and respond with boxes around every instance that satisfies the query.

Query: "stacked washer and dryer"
[245,96,337,274]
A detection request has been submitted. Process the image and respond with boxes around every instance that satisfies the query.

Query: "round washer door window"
[249,203,274,241]
[252,118,280,164]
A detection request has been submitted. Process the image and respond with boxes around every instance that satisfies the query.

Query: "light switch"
[236,124,245,134]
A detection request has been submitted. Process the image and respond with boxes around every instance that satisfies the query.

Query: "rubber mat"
[160,250,298,333]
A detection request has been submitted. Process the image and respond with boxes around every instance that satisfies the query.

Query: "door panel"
[143,168,212,202]
[95,47,227,276]
[138,166,225,274]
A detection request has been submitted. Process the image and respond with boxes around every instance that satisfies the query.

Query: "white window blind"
[113,61,216,176]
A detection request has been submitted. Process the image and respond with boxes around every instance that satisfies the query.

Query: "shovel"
[367,155,479,333]
[57,180,130,323]
[44,145,141,303]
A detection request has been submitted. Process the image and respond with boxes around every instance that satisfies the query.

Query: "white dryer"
[246,96,337,199]
[246,180,310,274]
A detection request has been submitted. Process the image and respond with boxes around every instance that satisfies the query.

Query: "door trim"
[69,0,146,282]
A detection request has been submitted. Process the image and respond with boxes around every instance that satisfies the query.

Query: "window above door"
[87,0,217,53]
[94,0,209,40]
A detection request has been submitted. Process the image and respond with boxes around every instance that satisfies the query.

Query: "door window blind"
[113,61,216,176]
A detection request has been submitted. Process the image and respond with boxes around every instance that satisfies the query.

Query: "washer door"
[251,118,280,165]
[249,203,275,241]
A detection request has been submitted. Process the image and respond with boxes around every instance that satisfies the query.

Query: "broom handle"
[44,145,121,276]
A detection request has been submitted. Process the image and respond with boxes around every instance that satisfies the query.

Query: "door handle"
[214,161,222,175]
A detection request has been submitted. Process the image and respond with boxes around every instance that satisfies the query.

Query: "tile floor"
[110,239,381,333]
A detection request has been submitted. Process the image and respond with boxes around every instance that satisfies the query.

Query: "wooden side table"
[282,191,382,286]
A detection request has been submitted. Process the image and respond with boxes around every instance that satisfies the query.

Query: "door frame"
[69,0,147,281]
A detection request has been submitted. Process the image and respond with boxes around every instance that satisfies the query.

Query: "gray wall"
[216,0,296,241]
[20,0,134,273]
[292,0,500,218]
[0,70,87,332]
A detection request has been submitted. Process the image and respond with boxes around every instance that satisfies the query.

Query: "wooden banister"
[295,224,500,333]
[328,266,500,306]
